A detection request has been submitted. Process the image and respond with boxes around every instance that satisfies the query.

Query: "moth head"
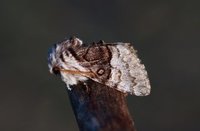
[48,37,90,86]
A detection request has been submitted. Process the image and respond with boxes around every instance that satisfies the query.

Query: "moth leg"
[83,82,91,94]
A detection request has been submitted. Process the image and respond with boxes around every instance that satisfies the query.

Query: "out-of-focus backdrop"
[1,0,199,131]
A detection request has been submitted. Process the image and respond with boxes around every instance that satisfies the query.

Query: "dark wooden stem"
[67,79,136,131]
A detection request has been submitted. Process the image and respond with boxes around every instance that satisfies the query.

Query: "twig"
[68,79,136,131]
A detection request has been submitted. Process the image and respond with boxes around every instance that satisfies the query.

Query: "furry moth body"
[48,37,151,96]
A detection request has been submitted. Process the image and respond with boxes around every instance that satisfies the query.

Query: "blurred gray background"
[0,0,199,131]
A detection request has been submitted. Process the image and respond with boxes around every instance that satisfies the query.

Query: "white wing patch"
[105,43,151,96]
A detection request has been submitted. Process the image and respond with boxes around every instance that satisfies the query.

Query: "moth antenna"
[98,40,105,45]
[69,36,76,42]
[91,42,96,45]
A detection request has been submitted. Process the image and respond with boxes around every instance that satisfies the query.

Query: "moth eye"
[52,67,60,75]
[97,68,105,75]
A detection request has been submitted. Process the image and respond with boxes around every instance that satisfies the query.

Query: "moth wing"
[104,43,151,96]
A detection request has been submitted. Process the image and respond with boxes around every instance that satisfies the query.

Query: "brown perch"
[68,79,136,131]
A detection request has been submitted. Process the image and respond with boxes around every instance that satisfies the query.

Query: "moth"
[48,37,151,96]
